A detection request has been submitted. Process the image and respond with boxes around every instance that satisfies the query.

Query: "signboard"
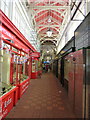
[0,26,15,41]
[19,79,29,98]
[31,52,40,58]
[0,87,18,119]
[0,26,29,53]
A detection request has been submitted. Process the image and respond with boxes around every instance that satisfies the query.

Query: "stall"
[31,52,40,79]
[0,10,36,119]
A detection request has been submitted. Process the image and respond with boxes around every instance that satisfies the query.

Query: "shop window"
[13,53,29,83]
[32,60,36,72]
[21,55,29,81]
[35,60,38,72]
[0,48,12,96]
[13,60,16,83]
[32,59,38,72]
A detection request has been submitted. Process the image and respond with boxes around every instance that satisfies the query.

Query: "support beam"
[51,10,64,19]
[36,17,62,26]
[34,9,64,21]
[36,24,60,28]
[41,39,57,45]
[33,10,48,19]
[50,0,67,6]
[30,7,68,18]
[38,33,59,38]
[37,26,60,33]
[28,0,67,4]
[35,17,48,25]
[40,38,57,42]
[39,35,58,41]
[30,5,69,9]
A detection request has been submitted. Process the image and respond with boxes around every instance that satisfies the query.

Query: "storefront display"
[31,52,40,79]
[0,10,37,119]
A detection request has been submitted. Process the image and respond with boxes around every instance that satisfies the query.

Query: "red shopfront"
[0,10,36,119]
[31,52,40,79]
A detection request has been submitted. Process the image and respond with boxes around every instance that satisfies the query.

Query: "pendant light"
[47,9,52,37]
[47,28,52,37]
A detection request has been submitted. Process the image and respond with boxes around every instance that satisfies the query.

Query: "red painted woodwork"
[0,87,18,119]
[0,10,36,52]
[31,52,40,79]
[67,50,84,118]
[18,78,30,99]
[0,9,37,119]
[74,50,83,118]
[31,72,38,79]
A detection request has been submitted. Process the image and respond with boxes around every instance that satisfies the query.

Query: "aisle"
[7,72,76,118]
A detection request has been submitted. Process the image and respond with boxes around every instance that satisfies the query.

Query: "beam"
[30,7,67,18]
[38,33,59,38]
[41,39,57,45]
[39,35,58,41]
[28,0,67,4]
[51,10,64,19]
[50,0,67,6]
[50,17,62,24]
[36,17,62,26]
[35,17,48,25]
[40,39,57,42]
[30,5,69,9]
[37,26,60,33]
[34,10,64,22]
[33,10,48,19]
[36,24,60,28]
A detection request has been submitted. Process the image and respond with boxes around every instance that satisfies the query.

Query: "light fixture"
[47,28,52,37]
[47,50,49,53]
[48,16,52,23]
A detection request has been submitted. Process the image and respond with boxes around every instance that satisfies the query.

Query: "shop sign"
[31,52,40,57]
[0,26,15,40]
[0,94,13,119]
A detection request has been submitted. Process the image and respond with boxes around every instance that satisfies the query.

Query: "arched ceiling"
[27,0,70,46]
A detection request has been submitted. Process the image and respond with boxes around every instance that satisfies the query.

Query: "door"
[60,58,64,86]
[85,49,90,119]
[56,60,58,78]
[74,50,84,118]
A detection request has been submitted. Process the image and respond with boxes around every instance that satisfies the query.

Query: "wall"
[57,0,90,54]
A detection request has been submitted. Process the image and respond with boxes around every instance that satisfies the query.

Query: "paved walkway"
[7,72,76,118]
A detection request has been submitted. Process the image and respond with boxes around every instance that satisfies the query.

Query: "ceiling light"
[48,17,51,23]
[47,28,52,37]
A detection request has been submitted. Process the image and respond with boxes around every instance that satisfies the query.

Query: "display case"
[0,43,13,96]
[31,52,40,79]
[0,40,19,119]
[13,51,30,99]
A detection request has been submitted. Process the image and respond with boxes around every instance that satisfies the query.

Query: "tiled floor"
[7,72,76,118]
